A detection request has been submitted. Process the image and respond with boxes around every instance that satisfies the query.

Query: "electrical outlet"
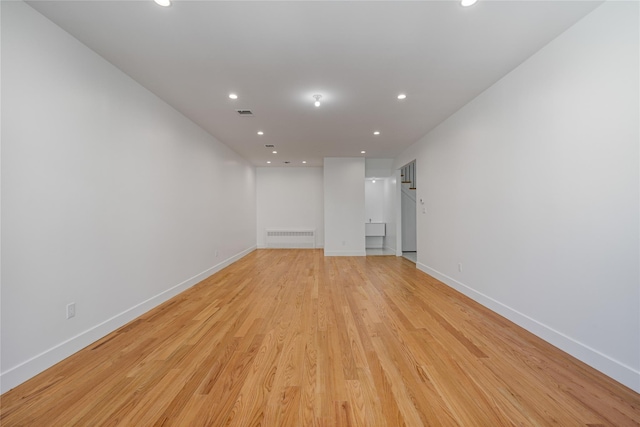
[66,302,76,319]
[458,263,463,272]
[215,250,219,257]
[341,240,346,246]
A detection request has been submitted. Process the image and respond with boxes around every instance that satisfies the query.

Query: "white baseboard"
[416,262,640,393]
[324,250,367,256]
[256,245,324,249]
[0,245,256,394]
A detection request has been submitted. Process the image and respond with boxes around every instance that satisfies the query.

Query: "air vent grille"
[265,229,315,249]
[236,110,253,115]
[265,144,275,148]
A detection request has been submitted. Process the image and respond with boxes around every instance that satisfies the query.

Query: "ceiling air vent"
[236,110,253,116]
[265,144,275,148]
[283,161,291,164]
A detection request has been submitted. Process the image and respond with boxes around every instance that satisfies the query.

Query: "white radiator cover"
[265,229,316,248]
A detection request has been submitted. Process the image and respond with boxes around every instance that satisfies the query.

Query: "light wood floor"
[2,249,639,426]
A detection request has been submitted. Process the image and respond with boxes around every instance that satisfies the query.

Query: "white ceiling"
[27,0,602,167]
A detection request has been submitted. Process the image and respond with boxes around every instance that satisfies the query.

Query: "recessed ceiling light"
[397,94,407,100]
[267,161,271,164]
[361,151,366,154]
[302,161,307,164]
[372,180,376,183]
[461,0,477,6]
[257,131,264,135]
[373,131,380,135]
[313,94,322,107]
[154,0,171,6]
[272,151,277,154]
[228,93,238,100]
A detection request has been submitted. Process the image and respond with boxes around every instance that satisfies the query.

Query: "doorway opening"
[399,160,417,263]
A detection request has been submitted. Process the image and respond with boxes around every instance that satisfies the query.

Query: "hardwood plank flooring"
[1,249,639,426]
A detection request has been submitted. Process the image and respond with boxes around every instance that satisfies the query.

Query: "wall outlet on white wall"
[66,302,76,319]
[458,263,463,272]
[215,250,219,257]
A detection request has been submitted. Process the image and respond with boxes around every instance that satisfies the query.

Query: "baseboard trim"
[416,262,640,393]
[324,250,367,257]
[383,245,396,254]
[257,245,324,249]
[0,245,257,394]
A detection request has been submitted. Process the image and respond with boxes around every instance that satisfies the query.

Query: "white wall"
[382,175,397,253]
[324,158,365,256]
[365,179,384,249]
[1,2,257,392]
[365,179,385,223]
[365,159,396,251]
[394,2,639,392]
[365,176,397,251]
[365,158,394,178]
[256,167,324,248]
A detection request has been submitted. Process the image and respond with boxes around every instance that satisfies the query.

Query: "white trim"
[0,246,257,393]
[257,245,324,250]
[383,245,396,254]
[324,250,367,257]
[416,262,640,393]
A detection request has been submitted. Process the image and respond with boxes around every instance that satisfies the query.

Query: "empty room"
[1,0,639,425]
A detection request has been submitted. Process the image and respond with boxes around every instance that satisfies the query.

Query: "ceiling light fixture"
[228,93,238,99]
[154,0,171,6]
[372,180,376,183]
[267,161,271,164]
[302,161,307,164]
[397,94,407,100]
[313,94,322,107]
[373,131,380,135]
[461,0,478,6]
[257,131,264,135]
[361,151,366,154]
[272,151,277,154]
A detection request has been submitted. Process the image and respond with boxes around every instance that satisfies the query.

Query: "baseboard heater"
[265,229,316,248]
